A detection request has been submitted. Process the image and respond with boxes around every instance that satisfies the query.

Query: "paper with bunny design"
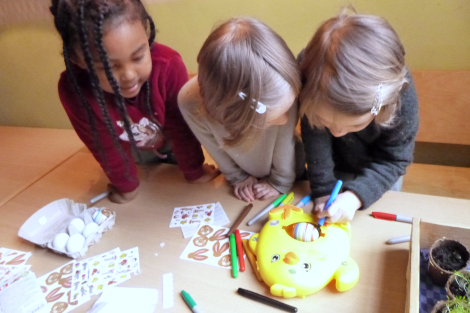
[169,203,215,228]
[180,225,254,269]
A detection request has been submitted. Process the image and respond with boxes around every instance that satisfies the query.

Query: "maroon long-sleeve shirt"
[58,43,205,193]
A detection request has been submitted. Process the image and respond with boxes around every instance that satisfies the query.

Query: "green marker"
[181,290,203,313]
[229,233,238,278]
[247,193,288,226]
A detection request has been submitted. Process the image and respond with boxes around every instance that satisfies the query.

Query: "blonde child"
[299,10,419,222]
[50,0,219,203]
[178,17,305,203]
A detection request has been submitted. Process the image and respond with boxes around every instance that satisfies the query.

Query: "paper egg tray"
[18,198,116,259]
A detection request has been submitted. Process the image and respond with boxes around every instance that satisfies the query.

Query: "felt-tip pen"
[386,235,411,245]
[371,212,412,224]
[247,194,287,226]
[295,194,311,208]
[181,290,203,313]
[318,180,343,226]
[278,192,294,206]
[237,288,297,313]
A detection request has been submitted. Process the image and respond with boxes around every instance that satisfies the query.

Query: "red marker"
[234,230,245,272]
[371,212,412,224]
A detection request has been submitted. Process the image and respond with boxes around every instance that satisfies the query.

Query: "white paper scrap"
[162,273,174,309]
[88,287,158,313]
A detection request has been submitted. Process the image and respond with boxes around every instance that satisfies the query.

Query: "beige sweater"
[178,76,299,193]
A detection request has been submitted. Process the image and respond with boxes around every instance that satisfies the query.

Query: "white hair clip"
[371,84,383,116]
[238,92,266,114]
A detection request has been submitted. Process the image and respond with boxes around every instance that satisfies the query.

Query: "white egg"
[52,233,69,251]
[66,233,85,253]
[82,222,99,239]
[68,218,85,234]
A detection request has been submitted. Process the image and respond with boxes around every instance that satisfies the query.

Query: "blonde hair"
[299,8,408,128]
[197,17,301,147]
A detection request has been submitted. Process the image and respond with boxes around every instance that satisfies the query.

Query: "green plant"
[442,297,470,313]
[450,271,470,299]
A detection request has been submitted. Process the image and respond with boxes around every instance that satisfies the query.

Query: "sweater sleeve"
[301,116,338,199]
[266,104,298,194]
[343,73,419,209]
[58,73,139,193]
[178,77,249,185]
[162,55,205,181]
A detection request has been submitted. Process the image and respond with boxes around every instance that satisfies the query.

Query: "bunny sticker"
[180,225,254,269]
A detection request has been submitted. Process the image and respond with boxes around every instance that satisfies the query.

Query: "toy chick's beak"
[283,252,299,265]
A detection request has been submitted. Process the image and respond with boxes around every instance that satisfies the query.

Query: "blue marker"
[295,195,311,208]
[318,180,343,226]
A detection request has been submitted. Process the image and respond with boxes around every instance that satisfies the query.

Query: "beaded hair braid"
[50,0,158,182]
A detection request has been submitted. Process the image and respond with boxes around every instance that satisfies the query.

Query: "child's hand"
[189,164,221,184]
[314,191,362,223]
[233,176,259,202]
[253,180,281,200]
[107,184,139,204]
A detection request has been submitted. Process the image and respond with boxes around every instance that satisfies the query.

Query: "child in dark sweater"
[299,9,419,223]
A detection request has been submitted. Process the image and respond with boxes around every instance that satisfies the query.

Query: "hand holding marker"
[318,180,343,226]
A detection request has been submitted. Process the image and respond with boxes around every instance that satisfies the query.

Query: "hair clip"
[371,84,383,116]
[238,92,266,114]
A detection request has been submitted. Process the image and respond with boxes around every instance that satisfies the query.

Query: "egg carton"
[18,198,116,258]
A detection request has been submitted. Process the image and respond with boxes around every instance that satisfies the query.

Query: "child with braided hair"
[50,0,219,203]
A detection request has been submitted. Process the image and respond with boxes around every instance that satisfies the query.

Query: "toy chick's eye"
[271,254,280,262]
[302,262,311,271]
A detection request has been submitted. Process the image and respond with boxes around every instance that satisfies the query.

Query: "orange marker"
[234,230,245,272]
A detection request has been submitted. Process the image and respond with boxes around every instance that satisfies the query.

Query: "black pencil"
[237,288,298,313]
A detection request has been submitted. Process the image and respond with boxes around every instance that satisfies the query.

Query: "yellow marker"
[279,192,294,207]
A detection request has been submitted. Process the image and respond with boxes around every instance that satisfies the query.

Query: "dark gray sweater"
[301,72,419,209]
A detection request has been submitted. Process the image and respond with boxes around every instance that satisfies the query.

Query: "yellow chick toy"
[248,204,359,298]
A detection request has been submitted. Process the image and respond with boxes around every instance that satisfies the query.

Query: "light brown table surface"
[2,141,470,312]
[0,126,84,207]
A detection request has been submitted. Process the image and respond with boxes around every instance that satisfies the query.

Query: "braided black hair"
[50,0,159,184]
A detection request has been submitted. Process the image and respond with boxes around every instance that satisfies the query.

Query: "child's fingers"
[317,202,339,218]
[239,185,254,202]
[244,185,255,201]
[314,202,325,213]
[233,186,243,201]
[253,187,269,199]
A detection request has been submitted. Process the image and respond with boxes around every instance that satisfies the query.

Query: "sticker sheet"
[70,247,140,302]
[0,271,46,313]
[0,247,32,266]
[169,203,215,228]
[38,260,90,313]
[0,265,31,292]
[180,202,230,239]
[180,225,254,269]
[0,248,33,292]
[116,247,140,275]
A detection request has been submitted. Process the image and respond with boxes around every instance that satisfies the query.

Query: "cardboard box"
[406,218,470,313]
[18,199,115,258]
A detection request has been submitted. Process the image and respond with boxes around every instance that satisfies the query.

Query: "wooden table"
[2,132,470,312]
[0,126,84,207]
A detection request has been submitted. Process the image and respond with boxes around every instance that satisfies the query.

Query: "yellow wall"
[1,0,469,128]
